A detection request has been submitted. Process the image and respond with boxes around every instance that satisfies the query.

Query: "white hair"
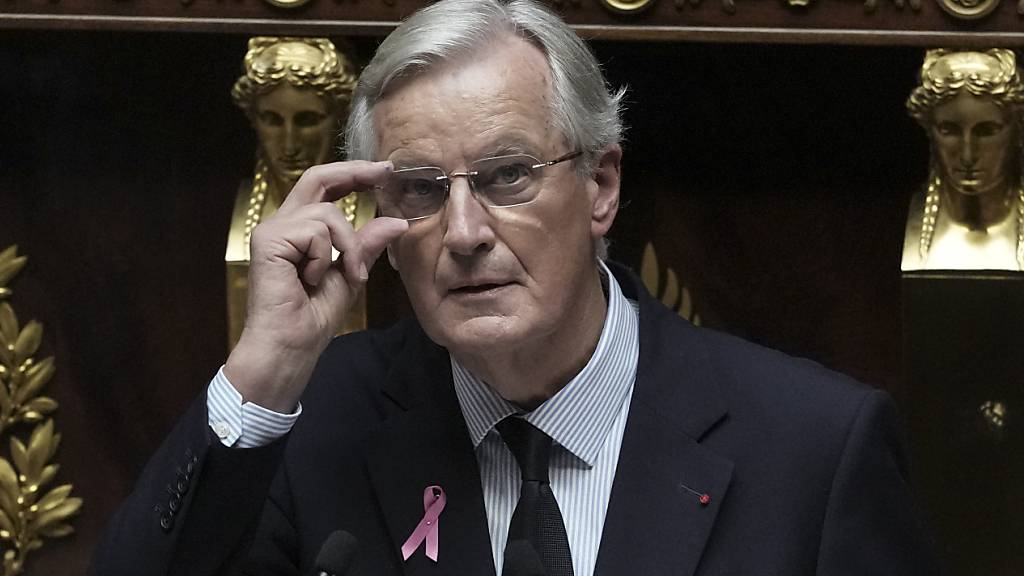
[343,0,625,258]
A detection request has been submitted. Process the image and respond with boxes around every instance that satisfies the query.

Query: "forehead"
[257,83,329,112]
[933,91,1009,123]
[373,36,558,164]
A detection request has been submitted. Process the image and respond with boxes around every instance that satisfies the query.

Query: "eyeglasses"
[374,150,582,221]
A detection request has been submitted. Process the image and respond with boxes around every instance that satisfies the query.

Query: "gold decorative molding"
[978,400,1007,440]
[862,0,923,12]
[0,246,81,576]
[261,0,314,9]
[600,0,657,13]
[640,242,700,326]
[935,0,1000,19]
[673,0,921,15]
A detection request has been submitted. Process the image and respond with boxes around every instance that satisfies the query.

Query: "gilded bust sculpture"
[226,37,375,349]
[903,48,1024,272]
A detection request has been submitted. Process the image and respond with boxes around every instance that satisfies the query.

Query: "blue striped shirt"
[208,366,302,448]
[451,262,639,576]
[207,262,639,576]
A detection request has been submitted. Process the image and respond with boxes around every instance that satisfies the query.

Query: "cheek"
[519,209,592,286]
[935,142,960,168]
[986,136,1014,166]
[256,126,282,150]
[302,130,331,154]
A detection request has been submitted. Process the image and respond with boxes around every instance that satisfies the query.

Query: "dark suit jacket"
[91,263,937,576]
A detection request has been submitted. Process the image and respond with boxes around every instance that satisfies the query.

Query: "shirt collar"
[451,260,640,467]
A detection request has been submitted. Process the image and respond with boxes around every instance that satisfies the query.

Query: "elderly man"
[92,1,936,575]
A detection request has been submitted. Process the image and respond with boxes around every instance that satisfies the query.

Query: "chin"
[953,184,984,196]
[284,170,307,182]
[429,314,531,354]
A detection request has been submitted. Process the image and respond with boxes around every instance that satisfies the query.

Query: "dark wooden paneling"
[4,0,1024,43]
[605,41,926,397]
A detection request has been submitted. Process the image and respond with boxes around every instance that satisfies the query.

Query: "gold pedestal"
[903,271,1024,575]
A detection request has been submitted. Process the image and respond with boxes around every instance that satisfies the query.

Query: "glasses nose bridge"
[442,169,482,202]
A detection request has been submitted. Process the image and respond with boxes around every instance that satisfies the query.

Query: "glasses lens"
[377,168,447,220]
[470,155,539,207]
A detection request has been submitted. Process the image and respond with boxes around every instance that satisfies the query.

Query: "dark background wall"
[0,31,927,573]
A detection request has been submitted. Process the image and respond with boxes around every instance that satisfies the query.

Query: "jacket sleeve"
[89,391,290,576]
[816,390,939,576]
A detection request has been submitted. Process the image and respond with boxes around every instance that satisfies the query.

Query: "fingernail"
[359,263,369,281]
[377,160,393,173]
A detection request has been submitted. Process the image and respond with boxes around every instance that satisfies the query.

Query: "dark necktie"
[495,416,574,576]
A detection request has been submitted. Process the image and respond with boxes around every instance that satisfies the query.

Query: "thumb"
[348,217,409,281]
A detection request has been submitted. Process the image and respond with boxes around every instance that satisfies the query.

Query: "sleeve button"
[168,494,182,513]
[159,514,174,532]
[212,421,231,439]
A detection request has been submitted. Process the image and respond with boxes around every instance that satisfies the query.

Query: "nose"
[441,178,496,257]
[961,132,977,168]
[283,121,300,156]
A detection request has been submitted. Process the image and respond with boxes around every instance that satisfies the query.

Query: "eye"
[258,111,284,127]
[404,178,439,197]
[936,122,958,137]
[294,111,327,127]
[974,122,1004,137]
[487,163,531,187]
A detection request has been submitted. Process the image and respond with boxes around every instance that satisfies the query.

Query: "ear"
[587,144,622,240]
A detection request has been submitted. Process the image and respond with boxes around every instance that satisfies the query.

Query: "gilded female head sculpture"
[232,37,359,202]
[903,49,1024,270]
[226,37,370,348]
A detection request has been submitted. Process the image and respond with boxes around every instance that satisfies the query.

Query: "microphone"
[503,539,546,576]
[315,530,360,576]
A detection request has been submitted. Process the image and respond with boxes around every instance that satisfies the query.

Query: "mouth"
[448,282,514,295]
[279,157,311,169]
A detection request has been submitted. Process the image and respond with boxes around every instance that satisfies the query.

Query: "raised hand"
[224,160,408,412]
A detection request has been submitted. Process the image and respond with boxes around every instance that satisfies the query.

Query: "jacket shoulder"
[701,326,872,411]
[691,323,890,459]
[303,317,423,400]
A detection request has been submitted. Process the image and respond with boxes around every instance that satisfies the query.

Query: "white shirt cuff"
[207,366,302,448]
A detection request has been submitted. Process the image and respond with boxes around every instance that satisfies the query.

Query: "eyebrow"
[479,141,536,158]
[389,153,437,170]
[388,139,542,170]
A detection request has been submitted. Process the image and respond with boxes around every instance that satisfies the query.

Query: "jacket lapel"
[364,323,496,576]
[596,265,734,576]
[364,264,735,576]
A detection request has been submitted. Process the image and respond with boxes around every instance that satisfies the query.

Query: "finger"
[271,204,407,287]
[279,161,393,213]
[298,225,334,287]
[347,217,410,280]
[285,202,363,282]
[253,218,335,286]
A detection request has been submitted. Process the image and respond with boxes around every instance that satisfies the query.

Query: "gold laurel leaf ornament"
[640,242,701,326]
[0,246,80,575]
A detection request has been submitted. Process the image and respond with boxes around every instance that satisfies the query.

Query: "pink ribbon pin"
[401,485,447,562]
